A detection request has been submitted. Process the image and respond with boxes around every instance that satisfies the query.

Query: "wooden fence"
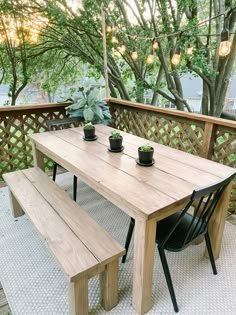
[0,103,69,179]
[107,98,236,213]
[0,99,235,213]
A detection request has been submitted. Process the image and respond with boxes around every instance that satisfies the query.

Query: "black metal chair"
[46,117,83,201]
[122,172,236,313]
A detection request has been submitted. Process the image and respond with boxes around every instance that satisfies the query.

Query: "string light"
[105,7,235,42]
[147,53,154,64]
[219,25,231,56]
[152,38,158,50]
[111,25,116,32]
[111,33,118,44]
[147,47,154,64]
[119,42,126,54]
[106,25,112,33]
[130,35,138,60]
[186,43,193,55]
[171,44,181,65]
[131,47,138,61]
[106,6,235,63]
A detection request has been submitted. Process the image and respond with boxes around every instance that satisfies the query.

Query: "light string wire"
[105,6,236,41]
[105,6,236,62]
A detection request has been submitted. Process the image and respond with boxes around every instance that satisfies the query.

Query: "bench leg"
[69,277,88,315]
[9,190,24,218]
[100,259,118,311]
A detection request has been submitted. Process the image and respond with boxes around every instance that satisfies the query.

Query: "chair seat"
[122,172,236,312]
[156,212,207,252]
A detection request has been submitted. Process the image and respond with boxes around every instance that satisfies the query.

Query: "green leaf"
[93,105,104,119]
[83,107,94,121]
[66,98,86,110]
[67,108,84,117]
[87,88,99,106]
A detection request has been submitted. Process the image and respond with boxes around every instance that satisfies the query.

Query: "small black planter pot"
[109,136,123,150]
[138,147,154,164]
[83,127,95,139]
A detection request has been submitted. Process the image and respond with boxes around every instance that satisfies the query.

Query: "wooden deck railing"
[0,99,235,213]
[106,98,236,213]
[0,102,70,181]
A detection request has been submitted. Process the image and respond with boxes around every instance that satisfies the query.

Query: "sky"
[67,0,81,11]
[66,0,150,23]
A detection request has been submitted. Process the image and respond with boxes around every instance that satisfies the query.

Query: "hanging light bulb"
[152,38,158,50]
[147,53,154,64]
[171,44,181,65]
[147,48,154,64]
[119,42,126,54]
[111,25,116,32]
[131,47,138,61]
[111,34,118,44]
[219,27,231,56]
[106,25,112,33]
[186,43,193,55]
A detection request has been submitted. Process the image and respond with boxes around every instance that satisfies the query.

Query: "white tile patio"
[0,172,236,315]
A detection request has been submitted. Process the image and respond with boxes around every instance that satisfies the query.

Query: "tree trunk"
[11,95,16,106]
[201,81,209,115]
[209,86,217,116]
[221,111,236,121]
[151,66,164,105]
[135,79,145,103]
[151,92,159,106]
[109,82,118,98]
[215,78,229,117]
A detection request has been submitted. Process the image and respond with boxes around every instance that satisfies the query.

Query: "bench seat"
[3,167,125,315]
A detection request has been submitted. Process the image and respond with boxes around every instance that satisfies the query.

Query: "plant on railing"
[66,83,112,124]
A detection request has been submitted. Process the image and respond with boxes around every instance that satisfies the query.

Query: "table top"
[31,124,234,221]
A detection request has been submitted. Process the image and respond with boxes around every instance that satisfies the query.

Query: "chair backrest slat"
[46,117,83,131]
[160,171,236,248]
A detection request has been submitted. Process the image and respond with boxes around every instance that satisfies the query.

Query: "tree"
[34,50,88,102]
[0,1,40,105]
[3,0,236,116]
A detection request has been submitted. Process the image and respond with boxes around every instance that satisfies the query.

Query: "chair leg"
[158,246,179,313]
[122,218,135,263]
[73,176,77,202]
[52,163,57,182]
[204,231,217,275]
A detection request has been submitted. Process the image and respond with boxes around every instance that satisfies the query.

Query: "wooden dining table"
[30,124,234,315]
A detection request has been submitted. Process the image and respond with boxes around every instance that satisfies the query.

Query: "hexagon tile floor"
[1,173,236,315]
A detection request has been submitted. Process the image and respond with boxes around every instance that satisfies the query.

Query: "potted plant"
[66,82,112,125]
[109,130,123,151]
[137,143,154,165]
[83,122,96,139]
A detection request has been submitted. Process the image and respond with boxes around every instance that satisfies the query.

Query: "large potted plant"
[137,143,155,166]
[66,82,112,125]
[109,130,123,152]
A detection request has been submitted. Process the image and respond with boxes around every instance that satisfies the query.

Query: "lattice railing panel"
[1,100,236,214]
[212,126,236,212]
[113,106,204,156]
[111,103,236,214]
[0,107,67,181]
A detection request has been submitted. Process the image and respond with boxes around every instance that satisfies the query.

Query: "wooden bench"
[3,167,125,315]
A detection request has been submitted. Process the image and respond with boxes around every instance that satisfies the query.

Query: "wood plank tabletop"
[31,125,234,221]
[30,124,235,315]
